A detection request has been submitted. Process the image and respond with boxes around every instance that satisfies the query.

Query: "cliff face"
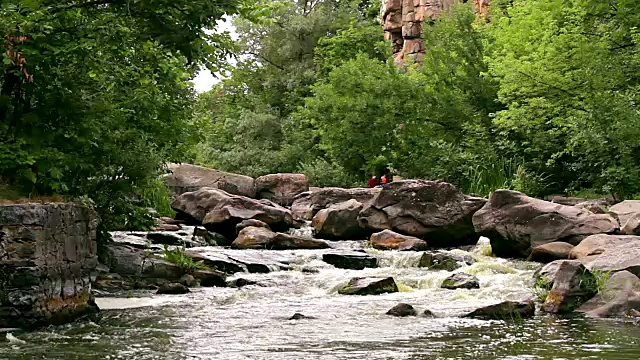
[0,203,99,328]
[381,0,489,63]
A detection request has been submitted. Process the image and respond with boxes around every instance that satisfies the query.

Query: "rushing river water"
[2,238,640,360]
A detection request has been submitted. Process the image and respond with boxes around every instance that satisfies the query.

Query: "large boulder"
[322,253,378,270]
[338,277,398,295]
[464,300,535,320]
[441,273,480,290]
[541,260,597,314]
[569,234,640,276]
[358,180,486,247]
[164,163,256,198]
[577,271,640,318]
[312,199,367,240]
[370,230,428,251]
[473,190,618,258]
[291,187,378,221]
[255,173,309,206]
[171,188,293,238]
[231,226,330,250]
[609,200,640,235]
[529,242,574,263]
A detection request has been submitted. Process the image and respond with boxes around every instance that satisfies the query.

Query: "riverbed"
[2,239,639,359]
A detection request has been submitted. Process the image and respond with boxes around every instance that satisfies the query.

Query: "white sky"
[192,17,238,93]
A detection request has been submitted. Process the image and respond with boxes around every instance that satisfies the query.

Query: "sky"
[192,17,238,93]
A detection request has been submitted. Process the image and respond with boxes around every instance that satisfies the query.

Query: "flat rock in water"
[231,226,329,250]
[473,190,618,258]
[322,253,378,270]
[156,283,190,295]
[419,251,475,271]
[386,303,417,317]
[542,260,596,314]
[184,251,246,274]
[312,199,367,240]
[464,300,535,320]
[338,277,398,295]
[530,242,574,263]
[609,200,640,235]
[577,271,640,318]
[569,234,640,276]
[369,230,428,251]
[358,180,486,247]
[441,273,480,290]
[291,187,378,221]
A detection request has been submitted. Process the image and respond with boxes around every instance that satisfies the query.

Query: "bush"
[298,159,361,188]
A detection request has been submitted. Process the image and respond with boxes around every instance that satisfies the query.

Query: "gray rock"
[231,226,330,250]
[322,253,378,270]
[227,278,257,288]
[171,188,293,238]
[577,271,640,318]
[609,200,640,235]
[358,180,486,247]
[569,234,640,276]
[473,190,618,258]
[291,187,378,221]
[164,163,256,198]
[530,242,574,263]
[542,260,597,314]
[179,274,197,287]
[464,300,535,320]
[193,227,228,246]
[193,270,227,287]
[422,309,435,317]
[255,173,309,206]
[312,199,367,240]
[338,277,398,295]
[369,230,428,251]
[441,273,480,290]
[184,251,245,274]
[534,260,564,286]
[156,283,190,295]
[289,313,316,320]
[147,232,198,247]
[386,303,417,317]
[419,251,475,271]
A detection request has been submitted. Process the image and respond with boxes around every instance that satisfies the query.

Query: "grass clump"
[533,276,553,303]
[162,245,208,274]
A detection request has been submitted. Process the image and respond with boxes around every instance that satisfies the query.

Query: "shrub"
[162,245,209,274]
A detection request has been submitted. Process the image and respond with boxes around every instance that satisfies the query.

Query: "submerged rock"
[156,283,190,295]
[164,163,256,198]
[338,277,399,295]
[322,253,378,270]
[193,270,227,287]
[419,251,475,271]
[422,309,435,317]
[255,173,309,206]
[542,260,597,314]
[369,230,428,251]
[289,313,316,320]
[227,278,257,288]
[358,180,486,247]
[577,271,640,318]
[291,187,378,221]
[312,199,368,240]
[231,226,330,250]
[386,303,417,317]
[609,200,640,235]
[171,187,293,238]
[473,190,618,258]
[530,242,574,263]
[464,300,535,320]
[193,227,228,246]
[569,234,640,276]
[441,273,480,290]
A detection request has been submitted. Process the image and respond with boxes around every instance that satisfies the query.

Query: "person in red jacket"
[368,176,379,188]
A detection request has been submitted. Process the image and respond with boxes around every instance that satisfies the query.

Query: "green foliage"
[140,179,175,218]
[533,276,553,303]
[162,245,208,274]
[298,158,360,188]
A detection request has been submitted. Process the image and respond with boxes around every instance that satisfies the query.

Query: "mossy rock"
[338,277,398,295]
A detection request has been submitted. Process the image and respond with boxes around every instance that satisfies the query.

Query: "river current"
[1,238,639,359]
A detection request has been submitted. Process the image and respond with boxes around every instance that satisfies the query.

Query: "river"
[1,238,639,359]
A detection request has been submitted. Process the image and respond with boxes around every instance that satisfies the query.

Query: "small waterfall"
[287,222,315,239]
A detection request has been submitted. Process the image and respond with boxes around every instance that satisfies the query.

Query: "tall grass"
[464,158,520,197]
[140,179,175,217]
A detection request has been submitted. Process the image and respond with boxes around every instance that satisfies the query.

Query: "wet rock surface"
[232,227,330,250]
[464,300,535,320]
[322,253,378,270]
[386,303,417,317]
[473,190,618,258]
[542,260,597,314]
[358,180,486,247]
[369,230,428,251]
[441,273,480,290]
[156,283,190,295]
[419,251,475,271]
[338,277,399,295]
